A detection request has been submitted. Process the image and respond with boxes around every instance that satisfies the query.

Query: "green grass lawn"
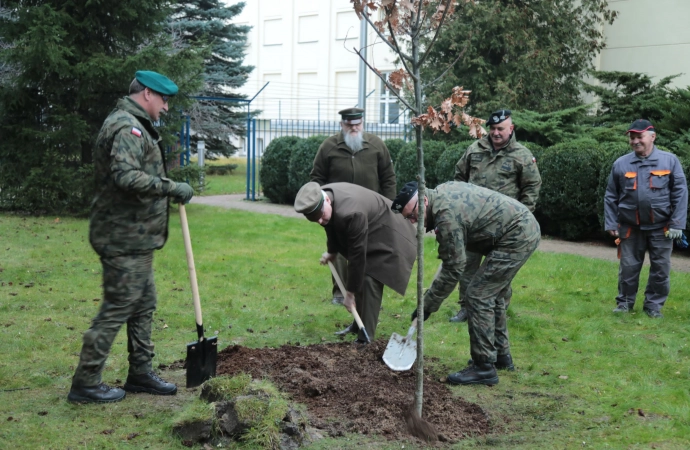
[194,156,251,196]
[1,206,689,449]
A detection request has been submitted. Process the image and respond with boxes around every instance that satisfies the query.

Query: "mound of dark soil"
[216,339,490,445]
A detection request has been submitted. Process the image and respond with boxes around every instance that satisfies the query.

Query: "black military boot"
[67,383,126,404]
[124,372,177,395]
[447,363,499,386]
[449,308,468,323]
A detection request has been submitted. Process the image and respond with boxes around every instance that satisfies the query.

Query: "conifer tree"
[0,0,205,213]
[173,0,253,156]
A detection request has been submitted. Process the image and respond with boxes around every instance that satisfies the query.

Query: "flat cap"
[392,181,418,213]
[135,70,179,96]
[339,107,364,125]
[294,182,324,218]
[627,119,655,134]
[487,109,511,125]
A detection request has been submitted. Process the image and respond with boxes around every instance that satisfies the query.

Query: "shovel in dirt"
[383,318,418,371]
[327,260,370,343]
[383,264,443,371]
[179,204,218,388]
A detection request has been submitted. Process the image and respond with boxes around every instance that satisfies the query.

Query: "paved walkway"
[192,194,690,272]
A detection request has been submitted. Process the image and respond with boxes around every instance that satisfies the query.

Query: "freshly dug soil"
[216,339,490,445]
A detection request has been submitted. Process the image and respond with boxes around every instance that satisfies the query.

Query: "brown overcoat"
[322,183,416,295]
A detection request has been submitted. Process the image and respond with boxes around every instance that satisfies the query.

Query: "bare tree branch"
[417,0,452,67]
[360,9,414,62]
[422,34,471,90]
[353,46,417,114]
[412,0,426,40]
[385,10,417,81]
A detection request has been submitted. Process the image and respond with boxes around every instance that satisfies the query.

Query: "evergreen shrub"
[260,136,302,204]
[395,140,448,191]
[287,135,327,203]
[535,139,606,240]
[434,140,475,184]
[383,138,406,164]
[595,142,631,233]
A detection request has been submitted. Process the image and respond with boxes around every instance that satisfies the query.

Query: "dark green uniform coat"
[311,132,397,200]
[90,97,177,257]
[454,134,541,212]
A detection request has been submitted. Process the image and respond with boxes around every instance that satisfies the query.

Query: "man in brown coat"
[310,108,397,312]
[294,182,416,343]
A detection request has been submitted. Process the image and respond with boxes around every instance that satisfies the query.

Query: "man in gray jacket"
[604,119,688,318]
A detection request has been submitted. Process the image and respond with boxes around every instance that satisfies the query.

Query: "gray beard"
[343,131,364,152]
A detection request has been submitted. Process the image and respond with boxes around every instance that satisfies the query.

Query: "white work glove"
[319,252,337,265]
[666,228,683,240]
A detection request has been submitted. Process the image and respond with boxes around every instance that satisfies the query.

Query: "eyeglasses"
[148,88,169,103]
[405,201,418,222]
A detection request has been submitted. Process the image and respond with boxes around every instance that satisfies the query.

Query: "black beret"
[392,181,418,213]
[487,109,512,125]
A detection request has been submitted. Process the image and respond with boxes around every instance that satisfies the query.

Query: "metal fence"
[239,119,412,200]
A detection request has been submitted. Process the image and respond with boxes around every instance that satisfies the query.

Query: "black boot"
[334,322,358,336]
[68,383,126,404]
[124,372,177,395]
[449,308,468,323]
[447,363,498,386]
[467,354,515,371]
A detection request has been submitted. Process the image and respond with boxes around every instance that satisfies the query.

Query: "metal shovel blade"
[383,332,417,371]
[185,336,218,388]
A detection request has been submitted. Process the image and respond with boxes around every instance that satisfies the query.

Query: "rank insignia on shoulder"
[131,127,142,137]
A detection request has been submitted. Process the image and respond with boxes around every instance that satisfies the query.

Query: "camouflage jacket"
[89,97,177,257]
[422,182,540,313]
[454,134,541,212]
[310,132,397,200]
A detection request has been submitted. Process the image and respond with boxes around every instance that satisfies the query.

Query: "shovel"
[179,204,217,388]
[383,264,443,371]
[383,318,418,371]
[327,260,370,343]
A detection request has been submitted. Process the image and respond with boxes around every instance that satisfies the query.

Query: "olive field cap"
[135,71,179,96]
[391,181,418,213]
[339,107,364,125]
[487,109,512,125]
[626,119,655,134]
[294,182,325,220]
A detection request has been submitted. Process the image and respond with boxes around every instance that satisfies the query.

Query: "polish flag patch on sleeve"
[131,127,142,137]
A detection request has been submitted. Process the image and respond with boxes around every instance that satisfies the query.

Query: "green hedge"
[260,136,302,204]
[383,138,406,164]
[394,140,448,191]
[434,141,475,184]
[287,135,327,203]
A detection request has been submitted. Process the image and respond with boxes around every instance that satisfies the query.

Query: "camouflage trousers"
[72,252,157,387]
[458,251,512,310]
[466,224,540,364]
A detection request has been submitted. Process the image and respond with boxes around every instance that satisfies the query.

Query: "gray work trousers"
[616,227,673,312]
[459,251,512,310]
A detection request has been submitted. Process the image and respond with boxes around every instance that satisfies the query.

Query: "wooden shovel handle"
[327,260,366,332]
[179,204,204,338]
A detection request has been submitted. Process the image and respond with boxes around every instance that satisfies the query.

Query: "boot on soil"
[334,322,358,336]
[467,354,515,371]
[447,363,498,386]
[67,383,126,404]
[124,372,177,395]
[449,308,468,323]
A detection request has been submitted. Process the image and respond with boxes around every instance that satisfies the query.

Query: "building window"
[298,15,319,43]
[264,18,283,46]
[379,72,400,124]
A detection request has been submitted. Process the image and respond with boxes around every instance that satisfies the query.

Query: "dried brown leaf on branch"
[411,87,485,137]
[388,68,408,91]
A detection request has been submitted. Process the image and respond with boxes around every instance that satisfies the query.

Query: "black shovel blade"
[185,336,218,388]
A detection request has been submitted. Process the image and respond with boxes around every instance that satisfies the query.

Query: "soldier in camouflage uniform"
[392,181,540,385]
[450,109,541,323]
[68,71,195,404]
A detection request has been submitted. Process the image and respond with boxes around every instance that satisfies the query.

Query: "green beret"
[294,182,324,218]
[135,70,179,96]
[338,107,364,124]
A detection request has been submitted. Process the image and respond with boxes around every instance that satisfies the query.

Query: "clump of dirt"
[216,339,490,445]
